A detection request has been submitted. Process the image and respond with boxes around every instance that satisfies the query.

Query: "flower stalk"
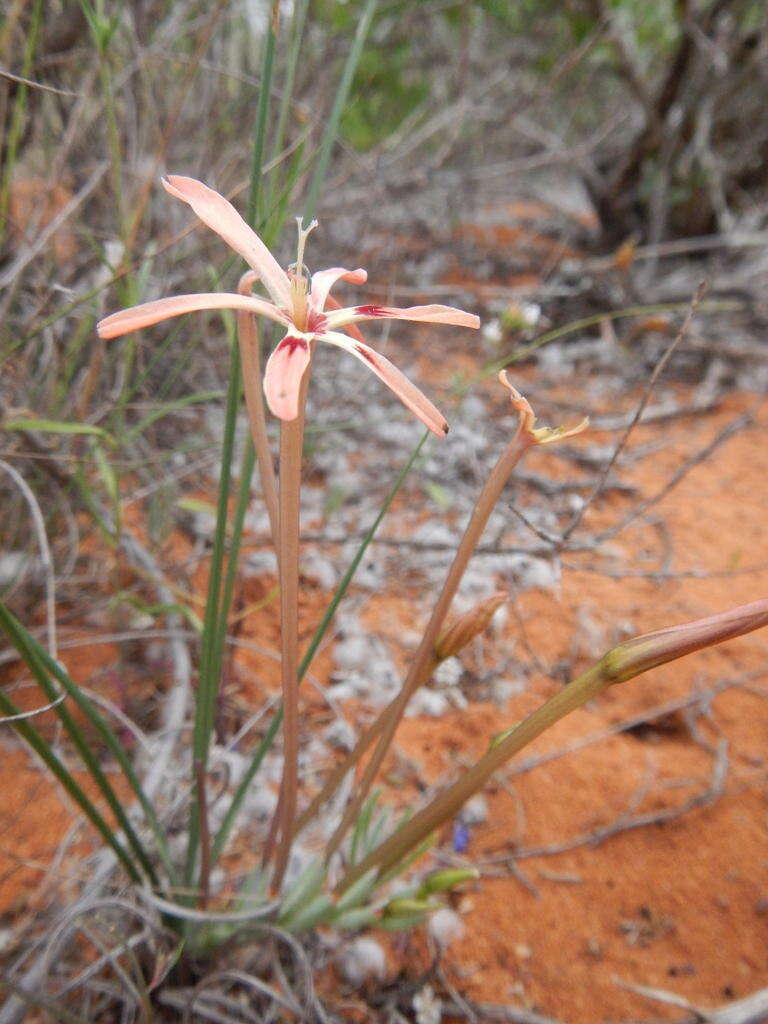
[270,370,310,889]
[338,597,768,890]
[311,379,587,856]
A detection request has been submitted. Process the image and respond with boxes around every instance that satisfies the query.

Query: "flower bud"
[598,599,768,686]
[382,896,440,918]
[418,868,479,897]
[436,592,507,661]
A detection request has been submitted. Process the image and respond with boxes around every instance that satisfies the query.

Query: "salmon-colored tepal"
[602,598,768,685]
[96,175,480,436]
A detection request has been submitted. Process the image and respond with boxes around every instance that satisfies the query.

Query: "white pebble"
[413,984,442,1024]
[428,907,465,949]
[461,794,489,826]
[406,689,450,718]
[434,657,462,688]
[339,937,387,987]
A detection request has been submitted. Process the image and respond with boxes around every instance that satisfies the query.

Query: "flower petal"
[97,293,289,340]
[319,330,448,437]
[162,175,291,308]
[322,294,367,344]
[263,334,312,421]
[326,303,480,331]
[310,266,367,314]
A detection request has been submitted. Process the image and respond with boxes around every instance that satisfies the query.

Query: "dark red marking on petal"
[355,345,378,366]
[354,304,392,318]
[307,311,328,333]
[277,335,309,355]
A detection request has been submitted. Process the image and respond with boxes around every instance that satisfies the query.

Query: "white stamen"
[295,217,318,283]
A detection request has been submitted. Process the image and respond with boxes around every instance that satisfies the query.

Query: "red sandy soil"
[2,391,765,1022]
[380,392,768,1022]
[1,204,766,1022]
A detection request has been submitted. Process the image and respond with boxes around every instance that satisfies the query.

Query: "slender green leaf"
[279,892,334,932]
[210,711,281,863]
[0,686,141,883]
[247,18,276,228]
[0,604,161,885]
[184,343,242,889]
[3,418,116,445]
[124,390,224,442]
[303,0,379,222]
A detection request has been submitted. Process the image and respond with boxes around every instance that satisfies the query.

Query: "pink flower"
[97,176,479,436]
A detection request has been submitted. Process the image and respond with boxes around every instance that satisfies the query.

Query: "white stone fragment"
[324,717,356,752]
[406,689,450,718]
[434,657,462,688]
[339,937,387,987]
[461,794,489,826]
[334,634,371,671]
[520,301,541,328]
[482,318,502,345]
[428,907,465,949]
[413,983,442,1024]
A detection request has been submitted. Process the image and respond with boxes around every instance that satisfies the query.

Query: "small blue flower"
[452,820,470,853]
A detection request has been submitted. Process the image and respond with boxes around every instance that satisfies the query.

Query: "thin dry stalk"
[318,421,535,856]
[270,380,309,888]
[561,280,706,544]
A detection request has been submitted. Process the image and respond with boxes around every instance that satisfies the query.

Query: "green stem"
[302,0,378,222]
[99,54,126,248]
[271,0,310,164]
[338,663,609,890]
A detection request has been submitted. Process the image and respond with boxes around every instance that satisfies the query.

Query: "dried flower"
[498,370,588,444]
[98,176,479,435]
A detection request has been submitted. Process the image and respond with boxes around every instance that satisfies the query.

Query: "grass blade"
[302,0,378,222]
[246,9,277,228]
[0,604,177,882]
[0,604,159,885]
[2,418,116,445]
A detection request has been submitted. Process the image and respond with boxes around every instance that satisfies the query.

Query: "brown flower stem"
[237,271,279,548]
[337,597,768,890]
[261,784,283,871]
[319,425,534,858]
[270,378,309,890]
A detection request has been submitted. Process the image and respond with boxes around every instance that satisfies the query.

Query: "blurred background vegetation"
[0,0,766,615]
